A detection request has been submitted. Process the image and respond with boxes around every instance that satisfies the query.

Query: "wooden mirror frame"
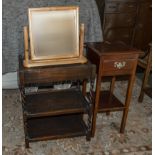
[23,6,87,68]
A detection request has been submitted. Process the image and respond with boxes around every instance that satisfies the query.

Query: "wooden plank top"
[86,42,144,56]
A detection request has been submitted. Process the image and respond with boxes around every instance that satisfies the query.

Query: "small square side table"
[86,42,143,136]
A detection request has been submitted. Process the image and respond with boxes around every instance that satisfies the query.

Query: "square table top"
[86,42,143,56]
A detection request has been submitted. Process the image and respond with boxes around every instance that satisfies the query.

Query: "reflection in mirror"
[29,8,79,60]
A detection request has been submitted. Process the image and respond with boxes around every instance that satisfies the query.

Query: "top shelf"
[24,89,88,118]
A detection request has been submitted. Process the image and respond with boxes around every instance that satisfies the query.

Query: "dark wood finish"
[106,76,116,115]
[138,44,152,102]
[87,42,142,56]
[19,56,95,85]
[133,1,152,50]
[27,114,86,141]
[86,42,143,136]
[98,91,125,112]
[143,87,152,98]
[82,80,87,96]
[18,56,95,148]
[95,0,152,50]
[25,89,87,118]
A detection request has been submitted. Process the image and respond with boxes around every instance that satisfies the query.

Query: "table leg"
[120,75,135,133]
[138,45,152,102]
[138,60,152,102]
[106,76,116,115]
[91,75,102,137]
[23,113,29,148]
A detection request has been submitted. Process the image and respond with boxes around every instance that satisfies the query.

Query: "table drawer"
[101,58,136,76]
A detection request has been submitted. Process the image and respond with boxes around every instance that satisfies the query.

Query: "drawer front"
[105,2,137,13]
[23,65,95,85]
[101,58,136,76]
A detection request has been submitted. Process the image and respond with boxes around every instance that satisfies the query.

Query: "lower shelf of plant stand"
[27,114,87,142]
[98,91,125,112]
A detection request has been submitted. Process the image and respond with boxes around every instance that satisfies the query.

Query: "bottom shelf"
[27,114,87,142]
[98,91,125,112]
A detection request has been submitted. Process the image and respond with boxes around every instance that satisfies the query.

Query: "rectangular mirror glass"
[29,7,79,60]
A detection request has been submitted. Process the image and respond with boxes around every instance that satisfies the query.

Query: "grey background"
[2,0,103,73]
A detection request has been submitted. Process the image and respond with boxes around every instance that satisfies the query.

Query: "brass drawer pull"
[114,61,126,69]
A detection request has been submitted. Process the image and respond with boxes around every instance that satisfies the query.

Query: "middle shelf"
[24,89,87,118]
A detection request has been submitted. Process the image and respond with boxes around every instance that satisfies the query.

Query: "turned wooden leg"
[23,112,29,148]
[84,77,95,140]
[120,75,135,133]
[106,76,116,116]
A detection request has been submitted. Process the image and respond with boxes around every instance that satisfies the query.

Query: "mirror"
[23,6,87,68]
[29,7,79,60]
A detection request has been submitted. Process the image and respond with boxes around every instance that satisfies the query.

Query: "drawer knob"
[114,61,126,69]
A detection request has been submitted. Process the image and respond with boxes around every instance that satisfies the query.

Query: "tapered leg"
[91,75,102,137]
[106,76,116,115]
[138,61,151,102]
[120,75,135,133]
[138,46,152,102]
